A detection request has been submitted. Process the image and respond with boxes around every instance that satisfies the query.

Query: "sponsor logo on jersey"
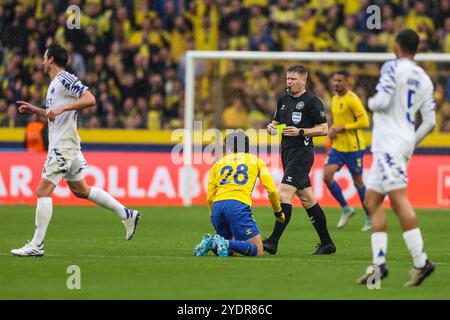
[281,104,286,110]
[286,176,293,182]
[292,112,302,124]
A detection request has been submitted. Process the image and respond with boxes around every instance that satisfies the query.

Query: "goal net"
[181,51,450,206]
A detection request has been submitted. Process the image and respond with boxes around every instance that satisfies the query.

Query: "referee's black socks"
[306,203,333,245]
[269,203,292,243]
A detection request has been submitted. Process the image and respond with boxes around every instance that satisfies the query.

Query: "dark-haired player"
[264,64,336,255]
[11,44,140,257]
[324,70,371,231]
[357,29,436,286]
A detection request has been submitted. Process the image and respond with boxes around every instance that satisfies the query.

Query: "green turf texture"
[0,205,448,299]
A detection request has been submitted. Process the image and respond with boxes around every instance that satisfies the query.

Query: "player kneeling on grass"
[10,44,140,257]
[194,130,284,257]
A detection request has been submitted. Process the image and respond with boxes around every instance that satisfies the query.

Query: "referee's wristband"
[298,129,304,136]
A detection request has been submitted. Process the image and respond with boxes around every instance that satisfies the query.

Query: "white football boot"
[336,206,355,228]
[122,209,141,240]
[11,241,44,257]
[361,217,372,232]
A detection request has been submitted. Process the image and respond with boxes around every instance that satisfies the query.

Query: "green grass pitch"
[0,205,449,299]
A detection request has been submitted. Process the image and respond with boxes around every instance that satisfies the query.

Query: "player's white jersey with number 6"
[369,58,436,157]
[45,70,88,150]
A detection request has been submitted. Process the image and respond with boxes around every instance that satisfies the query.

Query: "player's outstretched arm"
[17,101,46,118]
[47,91,96,121]
[258,159,284,222]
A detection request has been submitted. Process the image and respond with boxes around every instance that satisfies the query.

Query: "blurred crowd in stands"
[1,0,450,132]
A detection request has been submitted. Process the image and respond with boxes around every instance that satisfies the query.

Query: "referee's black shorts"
[281,147,315,190]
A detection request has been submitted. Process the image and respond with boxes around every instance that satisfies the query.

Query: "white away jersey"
[45,70,88,150]
[370,58,435,156]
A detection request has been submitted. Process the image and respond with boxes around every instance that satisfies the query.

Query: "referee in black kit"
[264,64,336,255]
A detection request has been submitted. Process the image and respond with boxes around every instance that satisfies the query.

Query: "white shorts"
[366,152,410,194]
[42,149,88,185]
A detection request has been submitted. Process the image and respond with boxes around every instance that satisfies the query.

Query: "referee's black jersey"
[273,91,327,149]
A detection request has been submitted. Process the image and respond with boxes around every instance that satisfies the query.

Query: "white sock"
[403,228,428,268]
[371,232,387,266]
[31,197,53,247]
[88,187,127,220]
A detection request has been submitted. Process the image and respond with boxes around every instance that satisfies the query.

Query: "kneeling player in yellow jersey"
[194,131,284,257]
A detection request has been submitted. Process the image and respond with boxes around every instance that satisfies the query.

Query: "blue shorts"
[211,200,260,241]
[325,148,364,176]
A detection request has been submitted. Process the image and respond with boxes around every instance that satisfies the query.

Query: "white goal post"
[182,51,450,206]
